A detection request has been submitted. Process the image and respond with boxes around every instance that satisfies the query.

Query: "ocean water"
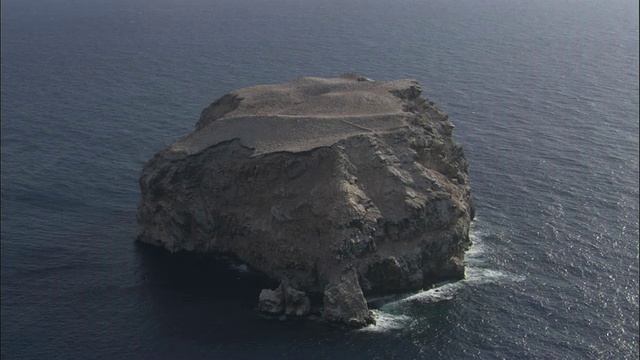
[1,0,638,358]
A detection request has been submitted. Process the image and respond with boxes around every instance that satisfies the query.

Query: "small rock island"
[136,74,475,327]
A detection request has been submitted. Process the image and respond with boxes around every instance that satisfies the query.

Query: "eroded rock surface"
[136,73,475,327]
[258,281,312,317]
[323,267,375,327]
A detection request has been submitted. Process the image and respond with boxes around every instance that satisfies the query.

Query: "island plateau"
[136,73,475,327]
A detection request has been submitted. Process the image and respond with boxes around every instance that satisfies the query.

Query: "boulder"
[283,284,311,317]
[258,287,285,314]
[257,281,312,317]
[136,73,475,327]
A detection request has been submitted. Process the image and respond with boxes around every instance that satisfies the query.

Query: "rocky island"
[136,73,475,327]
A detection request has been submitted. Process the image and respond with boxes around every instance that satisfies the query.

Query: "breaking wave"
[359,310,414,333]
[361,226,525,332]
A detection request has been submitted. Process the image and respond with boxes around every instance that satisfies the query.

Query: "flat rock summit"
[136,73,475,327]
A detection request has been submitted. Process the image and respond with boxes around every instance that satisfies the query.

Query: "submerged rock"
[136,73,475,327]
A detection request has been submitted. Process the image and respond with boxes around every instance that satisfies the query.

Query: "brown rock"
[136,74,474,327]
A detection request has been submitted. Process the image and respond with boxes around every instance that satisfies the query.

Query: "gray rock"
[258,282,311,317]
[283,285,311,317]
[323,267,375,327]
[136,74,475,327]
[258,287,284,314]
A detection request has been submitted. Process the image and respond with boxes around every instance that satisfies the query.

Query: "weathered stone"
[258,287,284,314]
[323,267,375,327]
[136,74,474,327]
[258,282,312,317]
[283,284,312,317]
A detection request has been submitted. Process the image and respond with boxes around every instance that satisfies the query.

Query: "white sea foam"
[390,267,524,307]
[397,282,460,305]
[368,228,526,330]
[464,229,526,284]
[388,266,525,309]
[231,263,250,273]
[465,231,488,266]
[464,266,525,284]
[358,310,413,333]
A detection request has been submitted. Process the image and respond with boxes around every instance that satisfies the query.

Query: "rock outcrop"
[258,281,312,317]
[136,73,475,327]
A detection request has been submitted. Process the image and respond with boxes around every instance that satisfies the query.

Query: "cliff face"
[136,74,475,327]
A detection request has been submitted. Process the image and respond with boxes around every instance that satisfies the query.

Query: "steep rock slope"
[136,74,475,327]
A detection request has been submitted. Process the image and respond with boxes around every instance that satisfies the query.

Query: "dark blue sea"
[2,0,638,358]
